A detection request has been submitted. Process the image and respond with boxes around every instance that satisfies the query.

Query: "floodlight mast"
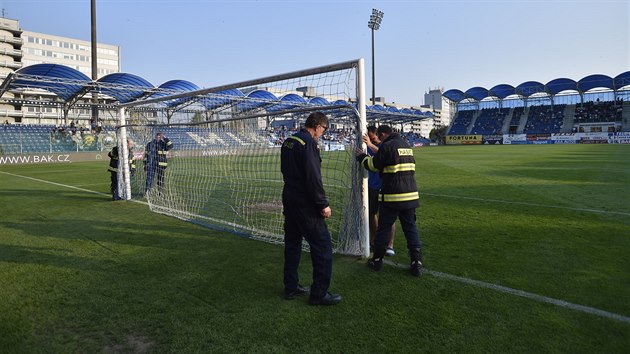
[368,8,384,106]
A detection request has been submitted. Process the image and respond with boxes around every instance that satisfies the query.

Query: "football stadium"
[1,6,629,354]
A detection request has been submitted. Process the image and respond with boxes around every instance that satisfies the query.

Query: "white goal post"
[115,59,370,257]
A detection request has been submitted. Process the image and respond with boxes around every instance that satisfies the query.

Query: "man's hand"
[321,206,332,219]
[355,145,366,157]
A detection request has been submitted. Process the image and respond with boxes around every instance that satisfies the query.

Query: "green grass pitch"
[0,143,628,352]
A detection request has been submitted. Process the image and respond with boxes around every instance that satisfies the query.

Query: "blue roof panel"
[489,84,515,99]
[578,74,613,92]
[465,87,489,101]
[97,73,154,103]
[515,81,545,97]
[443,89,465,102]
[545,78,578,95]
[12,64,91,101]
[614,71,630,90]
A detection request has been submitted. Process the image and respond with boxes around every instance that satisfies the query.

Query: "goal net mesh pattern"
[116,60,367,256]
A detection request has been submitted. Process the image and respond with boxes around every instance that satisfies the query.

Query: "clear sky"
[2,0,629,106]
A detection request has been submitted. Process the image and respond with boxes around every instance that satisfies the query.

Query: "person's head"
[155,132,164,141]
[376,125,393,141]
[366,125,378,143]
[304,112,329,141]
[127,139,135,149]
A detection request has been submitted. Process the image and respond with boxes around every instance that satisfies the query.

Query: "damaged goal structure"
[115,59,370,257]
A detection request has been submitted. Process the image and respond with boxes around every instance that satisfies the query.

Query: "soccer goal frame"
[114,59,370,257]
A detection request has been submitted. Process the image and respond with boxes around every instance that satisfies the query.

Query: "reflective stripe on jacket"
[144,137,172,168]
[108,146,136,173]
[357,132,419,209]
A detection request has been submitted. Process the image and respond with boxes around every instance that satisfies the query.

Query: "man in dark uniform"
[356,125,423,276]
[107,139,136,200]
[144,132,173,194]
[281,112,342,305]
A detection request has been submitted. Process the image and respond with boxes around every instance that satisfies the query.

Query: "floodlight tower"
[368,8,384,106]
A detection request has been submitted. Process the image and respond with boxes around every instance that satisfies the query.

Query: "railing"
[0,60,22,69]
[0,35,23,45]
[0,130,112,155]
[0,48,22,57]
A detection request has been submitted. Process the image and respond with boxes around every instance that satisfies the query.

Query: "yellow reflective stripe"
[108,167,118,172]
[361,155,378,172]
[166,141,173,146]
[288,135,306,145]
[158,162,168,166]
[382,163,415,173]
[380,191,419,202]
[157,151,167,155]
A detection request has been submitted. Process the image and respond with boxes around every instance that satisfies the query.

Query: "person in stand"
[356,124,423,276]
[108,139,136,201]
[363,126,396,256]
[280,112,341,305]
[144,132,173,194]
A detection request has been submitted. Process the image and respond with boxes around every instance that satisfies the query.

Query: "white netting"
[116,60,368,256]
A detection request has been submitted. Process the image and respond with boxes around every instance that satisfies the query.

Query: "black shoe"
[309,292,342,306]
[284,285,309,300]
[367,257,383,271]
[410,260,423,277]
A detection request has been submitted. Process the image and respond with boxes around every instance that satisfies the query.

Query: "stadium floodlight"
[367,8,384,106]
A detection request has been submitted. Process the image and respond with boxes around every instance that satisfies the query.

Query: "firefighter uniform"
[357,131,423,264]
[144,135,173,193]
[108,145,136,200]
[281,128,333,300]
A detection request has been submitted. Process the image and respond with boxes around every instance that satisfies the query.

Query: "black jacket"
[357,132,419,209]
[108,146,136,174]
[144,137,173,168]
[281,128,328,211]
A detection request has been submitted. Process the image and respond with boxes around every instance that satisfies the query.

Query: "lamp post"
[368,8,384,106]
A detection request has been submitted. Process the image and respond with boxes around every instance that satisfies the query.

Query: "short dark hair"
[376,125,392,135]
[304,112,328,129]
[367,125,377,134]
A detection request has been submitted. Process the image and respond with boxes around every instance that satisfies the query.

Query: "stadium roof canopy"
[443,71,630,103]
[97,72,154,103]
[0,63,430,123]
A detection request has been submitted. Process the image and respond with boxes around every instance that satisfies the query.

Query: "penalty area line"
[384,259,630,325]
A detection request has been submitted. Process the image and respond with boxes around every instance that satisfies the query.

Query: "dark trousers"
[283,204,333,299]
[145,166,166,193]
[374,205,421,256]
[110,172,119,200]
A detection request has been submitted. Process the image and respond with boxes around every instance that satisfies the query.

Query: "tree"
[429,126,448,145]
[191,112,205,124]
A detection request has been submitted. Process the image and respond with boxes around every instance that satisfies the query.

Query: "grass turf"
[0,143,628,352]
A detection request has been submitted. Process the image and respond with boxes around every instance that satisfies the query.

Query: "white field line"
[0,171,148,206]
[423,192,630,217]
[384,259,630,325]
[3,170,629,325]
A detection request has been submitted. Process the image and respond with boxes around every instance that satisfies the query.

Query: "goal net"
[114,59,369,257]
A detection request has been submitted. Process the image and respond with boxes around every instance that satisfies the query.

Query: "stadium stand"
[523,104,566,134]
[447,110,475,135]
[470,108,510,135]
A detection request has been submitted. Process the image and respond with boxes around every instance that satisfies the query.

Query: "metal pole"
[371,28,375,106]
[90,0,99,123]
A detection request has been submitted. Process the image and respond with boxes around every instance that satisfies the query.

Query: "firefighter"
[144,132,173,194]
[356,124,423,276]
[108,139,136,200]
